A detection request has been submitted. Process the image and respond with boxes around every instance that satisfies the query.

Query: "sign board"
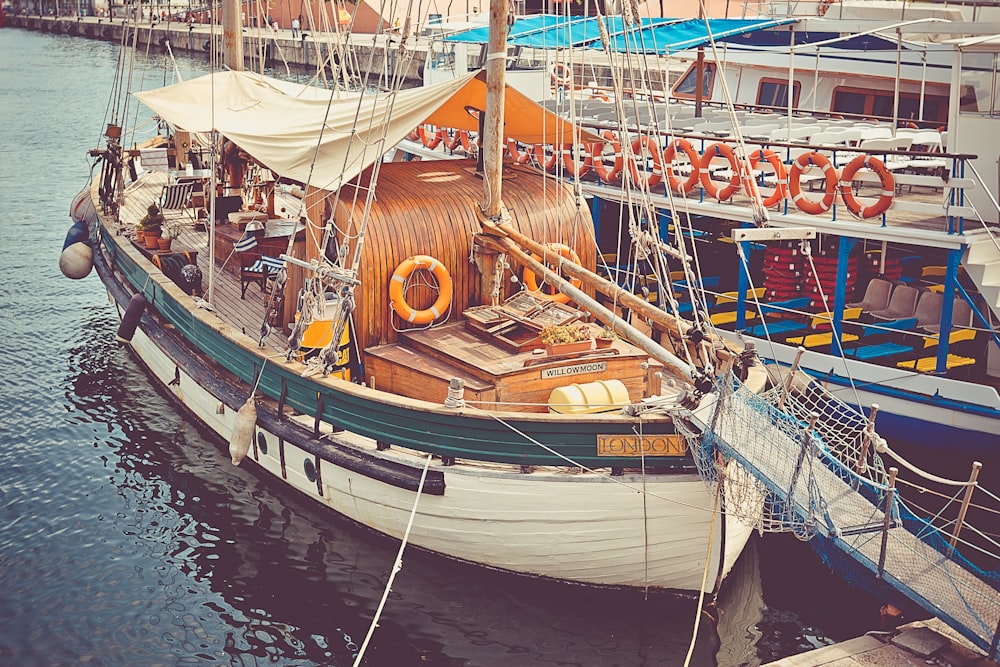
[597,434,686,457]
[541,361,607,379]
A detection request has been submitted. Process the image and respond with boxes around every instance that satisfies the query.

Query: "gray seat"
[848,277,893,312]
[922,298,974,334]
[869,284,921,321]
[911,290,944,329]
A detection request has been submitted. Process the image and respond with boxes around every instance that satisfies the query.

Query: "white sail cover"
[135,70,594,191]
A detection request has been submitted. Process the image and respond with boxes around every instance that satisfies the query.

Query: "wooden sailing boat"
[75,0,815,595]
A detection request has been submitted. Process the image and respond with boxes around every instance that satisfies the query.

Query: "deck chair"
[868,284,920,321]
[922,298,973,334]
[912,290,945,329]
[159,181,196,223]
[847,277,893,312]
[234,234,284,298]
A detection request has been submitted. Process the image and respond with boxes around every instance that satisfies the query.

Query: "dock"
[766,619,994,667]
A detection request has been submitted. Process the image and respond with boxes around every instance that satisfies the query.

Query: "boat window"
[832,85,949,124]
[959,52,997,115]
[756,78,800,110]
[673,62,716,100]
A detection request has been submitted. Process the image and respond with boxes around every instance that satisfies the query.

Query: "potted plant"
[137,203,164,250]
[595,326,618,348]
[158,221,181,252]
[539,323,592,355]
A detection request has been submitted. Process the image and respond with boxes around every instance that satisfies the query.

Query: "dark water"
[0,28,893,666]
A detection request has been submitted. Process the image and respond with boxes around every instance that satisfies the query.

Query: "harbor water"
[0,27,924,666]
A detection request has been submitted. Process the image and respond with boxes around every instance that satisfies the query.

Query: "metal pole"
[949,461,982,554]
[877,467,898,579]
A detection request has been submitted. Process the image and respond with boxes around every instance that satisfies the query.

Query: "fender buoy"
[788,152,838,214]
[839,154,895,219]
[203,39,211,51]
[506,138,532,164]
[561,144,592,178]
[592,131,623,183]
[389,255,453,325]
[116,293,147,342]
[550,63,572,88]
[748,149,788,207]
[59,219,94,279]
[69,186,98,224]
[522,243,583,305]
[699,142,741,201]
[627,136,663,188]
[531,144,559,172]
[228,398,257,465]
[662,139,701,195]
[417,125,442,150]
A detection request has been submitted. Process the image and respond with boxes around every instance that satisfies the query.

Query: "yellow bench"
[710,310,758,326]
[922,328,977,348]
[785,332,860,348]
[808,307,863,329]
[897,355,976,373]
[714,287,767,306]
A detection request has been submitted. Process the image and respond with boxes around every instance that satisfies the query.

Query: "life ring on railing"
[592,131,623,183]
[550,62,573,88]
[788,151,838,215]
[839,154,895,219]
[459,131,477,154]
[562,144,593,178]
[522,243,583,305]
[532,144,559,172]
[662,139,701,195]
[407,128,420,142]
[590,90,610,102]
[627,136,663,188]
[506,138,532,164]
[443,129,465,151]
[417,125,442,150]
[748,149,789,207]
[817,0,834,15]
[388,255,453,325]
[699,142,741,201]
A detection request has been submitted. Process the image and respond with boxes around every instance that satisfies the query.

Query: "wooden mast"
[221,0,244,71]
[480,0,508,221]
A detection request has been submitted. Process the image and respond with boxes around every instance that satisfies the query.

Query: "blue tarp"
[444,15,798,54]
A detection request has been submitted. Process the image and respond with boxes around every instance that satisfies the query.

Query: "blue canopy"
[444,15,798,54]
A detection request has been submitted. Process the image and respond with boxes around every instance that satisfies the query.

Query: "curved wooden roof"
[332,159,596,351]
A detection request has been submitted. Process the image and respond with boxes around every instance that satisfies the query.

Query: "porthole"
[256,432,268,455]
[304,458,317,482]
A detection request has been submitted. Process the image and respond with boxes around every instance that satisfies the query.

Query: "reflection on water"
[0,27,886,667]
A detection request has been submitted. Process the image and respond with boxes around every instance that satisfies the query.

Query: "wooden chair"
[159,181,196,223]
[234,234,284,298]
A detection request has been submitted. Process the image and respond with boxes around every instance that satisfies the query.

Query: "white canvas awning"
[135,70,596,191]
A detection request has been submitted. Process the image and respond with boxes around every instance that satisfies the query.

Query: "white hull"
[121,302,756,592]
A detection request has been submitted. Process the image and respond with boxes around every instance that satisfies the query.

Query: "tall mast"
[480,0,508,218]
[222,0,244,71]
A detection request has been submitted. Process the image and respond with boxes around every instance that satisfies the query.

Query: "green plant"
[596,326,618,341]
[137,203,164,232]
[539,324,591,345]
[163,221,182,239]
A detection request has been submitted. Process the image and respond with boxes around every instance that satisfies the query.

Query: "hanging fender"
[116,293,148,343]
[389,255,453,325]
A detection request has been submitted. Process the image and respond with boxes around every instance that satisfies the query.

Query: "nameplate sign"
[597,434,686,457]
[541,362,608,379]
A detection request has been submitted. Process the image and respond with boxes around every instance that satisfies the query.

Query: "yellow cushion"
[922,328,977,348]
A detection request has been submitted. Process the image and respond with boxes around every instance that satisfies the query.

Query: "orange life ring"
[748,149,788,207]
[699,142,741,201]
[662,139,701,195]
[592,131,623,183]
[550,63,573,88]
[532,144,559,172]
[407,128,420,142]
[788,152,838,215]
[627,135,663,188]
[839,154,895,219]
[561,144,592,178]
[388,255,453,325]
[817,0,834,16]
[590,90,609,102]
[522,243,583,305]
[417,125,442,150]
[506,138,532,164]
[443,129,466,151]
[459,130,477,153]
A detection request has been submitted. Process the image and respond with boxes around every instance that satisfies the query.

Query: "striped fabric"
[233,235,258,253]
[160,182,193,210]
[248,255,285,273]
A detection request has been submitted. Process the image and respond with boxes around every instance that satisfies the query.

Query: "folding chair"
[159,181,196,223]
[234,234,284,298]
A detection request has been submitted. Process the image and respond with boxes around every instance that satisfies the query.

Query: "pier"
[4,14,427,83]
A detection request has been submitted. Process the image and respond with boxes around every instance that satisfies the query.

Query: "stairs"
[962,228,1000,323]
